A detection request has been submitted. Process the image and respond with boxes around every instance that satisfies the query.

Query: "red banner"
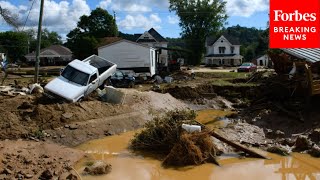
[269,0,320,48]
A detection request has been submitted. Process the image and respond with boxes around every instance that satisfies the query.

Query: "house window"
[231,46,234,54]
[221,40,224,43]
[219,47,226,54]
[144,36,149,39]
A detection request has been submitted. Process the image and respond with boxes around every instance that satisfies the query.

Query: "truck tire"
[128,81,135,88]
[99,78,112,90]
[77,97,84,102]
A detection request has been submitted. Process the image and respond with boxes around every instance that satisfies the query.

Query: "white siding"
[98,41,155,75]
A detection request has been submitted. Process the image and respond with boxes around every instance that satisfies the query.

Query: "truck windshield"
[61,65,89,86]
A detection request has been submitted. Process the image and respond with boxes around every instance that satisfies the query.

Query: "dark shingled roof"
[136,28,168,43]
[206,33,240,46]
[148,28,167,42]
[25,45,72,57]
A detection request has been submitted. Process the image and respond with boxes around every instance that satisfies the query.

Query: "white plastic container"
[164,76,173,83]
[181,124,201,133]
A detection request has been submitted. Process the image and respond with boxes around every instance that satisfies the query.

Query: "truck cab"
[45,55,116,102]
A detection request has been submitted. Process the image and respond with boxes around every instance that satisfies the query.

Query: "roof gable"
[25,45,72,57]
[98,39,154,50]
[136,28,167,43]
[207,33,240,46]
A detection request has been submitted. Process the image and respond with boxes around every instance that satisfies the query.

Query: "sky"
[0,0,269,41]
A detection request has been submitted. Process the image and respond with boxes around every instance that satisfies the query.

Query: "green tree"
[0,31,28,62]
[223,25,269,61]
[66,8,118,59]
[169,0,228,65]
[28,28,62,53]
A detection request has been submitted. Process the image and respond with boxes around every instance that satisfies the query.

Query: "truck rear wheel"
[128,81,135,88]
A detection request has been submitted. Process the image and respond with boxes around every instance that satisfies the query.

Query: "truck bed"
[83,55,115,75]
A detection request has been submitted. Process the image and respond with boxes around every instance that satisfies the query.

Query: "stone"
[60,135,66,138]
[62,113,73,119]
[69,125,78,130]
[309,128,320,143]
[308,145,320,158]
[278,138,295,147]
[18,102,33,109]
[293,135,311,152]
[83,161,112,175]
[267,145,290,156]
[39,170,53,180]
[275,130,285,138]
[24,174,33,179]
[3,168,12,175]
[265,129,273,137]
[104,131,112,136]
[66,173,78,180]
[64,125,70,128]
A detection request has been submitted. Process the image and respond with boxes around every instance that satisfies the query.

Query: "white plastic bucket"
[181,124,201,133]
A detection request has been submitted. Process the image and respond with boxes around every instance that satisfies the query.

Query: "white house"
[98,39,156,77]
[135,28,168,67]
[253,54,272,67]
[205,35,243,66]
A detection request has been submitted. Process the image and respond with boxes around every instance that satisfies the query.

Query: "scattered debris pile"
[130,110,220,167]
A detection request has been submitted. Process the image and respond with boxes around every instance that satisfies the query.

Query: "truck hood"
[44,76,87,102]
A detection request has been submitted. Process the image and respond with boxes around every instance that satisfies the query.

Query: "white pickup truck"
[44,55,117,102]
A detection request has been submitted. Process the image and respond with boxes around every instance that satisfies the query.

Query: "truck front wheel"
[99,78,112,89]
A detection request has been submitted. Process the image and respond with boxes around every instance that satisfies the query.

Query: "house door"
[260,60,264,66]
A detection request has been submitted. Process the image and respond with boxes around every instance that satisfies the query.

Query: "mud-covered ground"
[0,70,320,179]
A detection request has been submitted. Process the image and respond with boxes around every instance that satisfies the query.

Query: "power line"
[22,0,36,31]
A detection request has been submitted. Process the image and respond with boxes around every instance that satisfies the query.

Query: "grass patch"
[195,72,250,79]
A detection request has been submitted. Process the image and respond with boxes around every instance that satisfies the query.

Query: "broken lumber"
[209,131,270,159]
[195,120,270,159]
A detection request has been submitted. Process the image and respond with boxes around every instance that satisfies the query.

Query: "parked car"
[108,70,135,88]
[237,63,257,72]
[44,55,117,102]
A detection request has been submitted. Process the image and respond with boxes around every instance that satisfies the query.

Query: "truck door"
[86,73,99,95]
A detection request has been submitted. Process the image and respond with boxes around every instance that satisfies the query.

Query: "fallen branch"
[208,131,270,159]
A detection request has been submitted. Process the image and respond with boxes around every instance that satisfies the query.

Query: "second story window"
[219,47,226,54]
[231,46,235,54]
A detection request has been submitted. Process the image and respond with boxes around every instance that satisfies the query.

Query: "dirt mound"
[0,94,132,139]
[0,140,83,180]
[119,88,188,111]
[165,86,201,100]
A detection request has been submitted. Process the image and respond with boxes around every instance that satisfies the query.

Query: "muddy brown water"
[75,110,320,180]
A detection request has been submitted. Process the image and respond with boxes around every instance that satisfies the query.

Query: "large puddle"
[75,110,320,180]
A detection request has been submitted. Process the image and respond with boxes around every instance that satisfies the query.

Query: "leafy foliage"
[27,28,62,53]
[130,109,197,153]
[0,31,28,62]
[118,31,137,41]
[66,8,118,59]
[169,0,228,65]
[223,25,269,61]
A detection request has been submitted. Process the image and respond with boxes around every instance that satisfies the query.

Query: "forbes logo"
[274,10,317,22]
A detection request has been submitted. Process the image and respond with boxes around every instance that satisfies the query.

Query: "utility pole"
[34,0,44,83]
